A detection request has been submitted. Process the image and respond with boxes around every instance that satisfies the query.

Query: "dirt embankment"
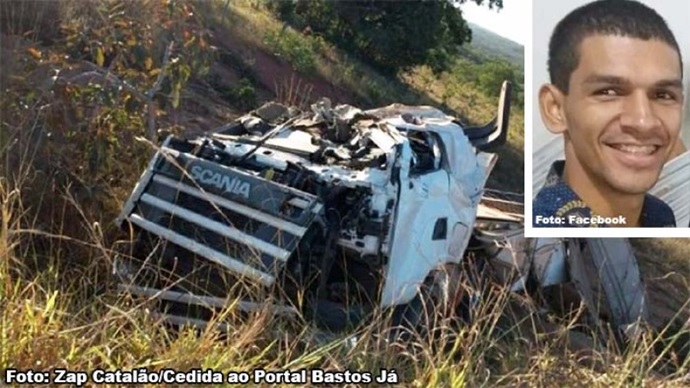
[165,22,360,137]
[212,27,357,105]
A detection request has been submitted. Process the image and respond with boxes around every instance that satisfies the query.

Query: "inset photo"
[527,0,690,237]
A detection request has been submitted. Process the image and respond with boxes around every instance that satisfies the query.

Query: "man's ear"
[538,84,567,134]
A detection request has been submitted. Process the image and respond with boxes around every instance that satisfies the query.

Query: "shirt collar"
[535,160,675,227]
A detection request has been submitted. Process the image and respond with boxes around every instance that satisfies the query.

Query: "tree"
[477,60,523,105]
[270,0,503,74]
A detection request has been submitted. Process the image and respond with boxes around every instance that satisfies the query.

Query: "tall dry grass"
[2,157,689,385]
[1,1,688,386]
[6,141,690,380]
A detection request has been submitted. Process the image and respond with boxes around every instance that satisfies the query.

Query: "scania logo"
[190,165,251,199]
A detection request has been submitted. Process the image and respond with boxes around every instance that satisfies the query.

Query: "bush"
[0,0,216,258]
[263,29,317,73]
[233,78,258,110]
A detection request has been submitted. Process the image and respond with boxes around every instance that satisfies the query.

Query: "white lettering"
[567,215,627,226]
[376,369,399,384]
[534,215,563,225]
[252,369,306,384]
[5,369,49,384]
[190,165,251,199]
[53,369,88,386]
[309,369,372,384]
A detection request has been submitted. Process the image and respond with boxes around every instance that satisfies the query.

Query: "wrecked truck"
[114,81,647,342]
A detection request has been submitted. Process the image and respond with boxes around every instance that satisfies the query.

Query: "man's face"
[561,35,683,196]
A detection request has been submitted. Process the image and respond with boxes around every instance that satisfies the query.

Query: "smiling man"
[533,0,684,228]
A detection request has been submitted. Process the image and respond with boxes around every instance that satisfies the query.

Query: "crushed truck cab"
[115,82,647,343]
[115,82,512,329]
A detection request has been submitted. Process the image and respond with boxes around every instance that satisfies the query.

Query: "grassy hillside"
[1,0,688,386]
[466,22,524,69]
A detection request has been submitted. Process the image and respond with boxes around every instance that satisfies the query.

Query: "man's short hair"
[548,0,682,93]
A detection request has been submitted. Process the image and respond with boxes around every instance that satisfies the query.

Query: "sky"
[459,1,528,46]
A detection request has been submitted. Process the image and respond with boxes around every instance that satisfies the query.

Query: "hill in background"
[467,22,524,69]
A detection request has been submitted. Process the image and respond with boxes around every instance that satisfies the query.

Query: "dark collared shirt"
[533,161,675,228]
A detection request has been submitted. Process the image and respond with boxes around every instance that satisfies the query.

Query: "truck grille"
[117,136,323,286]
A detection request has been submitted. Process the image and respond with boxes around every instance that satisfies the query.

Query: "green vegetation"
[450,58,524,107]
[1,0,688,386]
[466,22,524,68]
[264,29,323,73]
[268,0,502,74]
[208,0,525,190]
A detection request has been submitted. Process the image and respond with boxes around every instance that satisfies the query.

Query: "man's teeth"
[610,144,657,155]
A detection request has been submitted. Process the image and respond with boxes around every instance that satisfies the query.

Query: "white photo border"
[524,0,690,238]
